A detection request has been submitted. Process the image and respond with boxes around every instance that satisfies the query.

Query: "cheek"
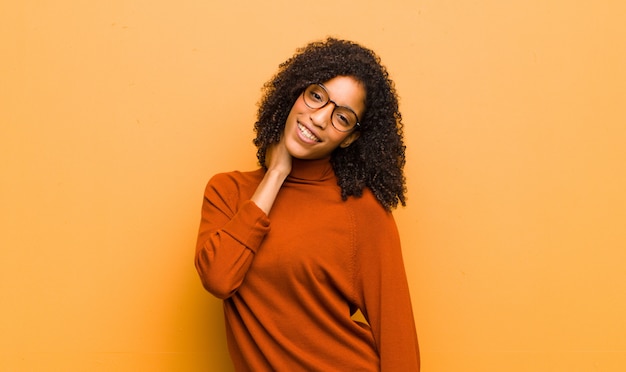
[332,133,348,147]
[290,97,308,113]
[285,99,305,123]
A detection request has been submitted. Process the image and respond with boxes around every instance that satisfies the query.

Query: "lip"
[296,122,322,144]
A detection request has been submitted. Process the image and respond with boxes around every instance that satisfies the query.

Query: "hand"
[264,137,292,178]
[251,138,292,215]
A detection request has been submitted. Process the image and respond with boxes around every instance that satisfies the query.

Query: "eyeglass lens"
[303,85,358,131]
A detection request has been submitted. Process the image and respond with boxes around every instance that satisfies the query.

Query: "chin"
[289,151,315,160]
[284,140,310,159]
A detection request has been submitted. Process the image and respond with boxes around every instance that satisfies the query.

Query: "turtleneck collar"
[287,157,335,182]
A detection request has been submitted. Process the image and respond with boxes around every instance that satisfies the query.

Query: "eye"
[311,91,323,102]
[335,112,350,125]
[334,108,356,128]
[305,85,328,105]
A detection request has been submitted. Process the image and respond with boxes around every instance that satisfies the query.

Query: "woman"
[195,38,420,371]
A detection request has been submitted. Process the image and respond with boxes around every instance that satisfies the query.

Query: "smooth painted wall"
[1,0,625,371]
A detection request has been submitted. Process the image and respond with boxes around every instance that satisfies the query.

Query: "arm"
[195,176,270,299]
[352,199,420,371]
[195,139,292,299]
[251,138,292,215]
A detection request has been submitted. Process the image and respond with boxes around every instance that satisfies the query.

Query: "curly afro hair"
[253,38,406,211]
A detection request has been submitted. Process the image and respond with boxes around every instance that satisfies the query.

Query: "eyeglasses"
[302,84,361,132]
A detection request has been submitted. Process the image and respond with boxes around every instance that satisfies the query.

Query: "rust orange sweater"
[195,157,420,371]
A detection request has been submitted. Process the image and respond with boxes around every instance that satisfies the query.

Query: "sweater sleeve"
[195,173,270,299]
[352,197,420,371]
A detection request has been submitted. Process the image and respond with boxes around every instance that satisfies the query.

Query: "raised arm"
[195,139,292,299]
[250,138,292,215]
[195,177,270,299]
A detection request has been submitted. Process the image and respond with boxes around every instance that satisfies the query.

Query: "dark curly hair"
[253,38,406,211]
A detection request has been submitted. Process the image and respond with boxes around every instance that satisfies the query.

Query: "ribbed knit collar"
[288,157,335,182]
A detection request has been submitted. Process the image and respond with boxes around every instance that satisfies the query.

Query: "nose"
[309,103,335,129]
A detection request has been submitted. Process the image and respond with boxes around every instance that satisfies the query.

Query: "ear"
[339,131,361,148]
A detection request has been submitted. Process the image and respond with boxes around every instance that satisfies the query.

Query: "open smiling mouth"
[298,123,321,142]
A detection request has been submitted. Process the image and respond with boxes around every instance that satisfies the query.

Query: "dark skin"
[253,38,406,211]
[251,76,363,215]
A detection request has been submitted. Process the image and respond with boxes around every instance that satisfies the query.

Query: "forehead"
[320,76,366,115]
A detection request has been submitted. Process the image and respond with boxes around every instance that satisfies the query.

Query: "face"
[283,76,365,160]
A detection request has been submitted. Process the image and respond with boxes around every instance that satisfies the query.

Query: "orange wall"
[1,1,625,371]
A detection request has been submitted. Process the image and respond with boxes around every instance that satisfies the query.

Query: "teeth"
[298,123,320,142]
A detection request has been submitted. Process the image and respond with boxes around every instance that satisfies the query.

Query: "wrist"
[265,166,290,181]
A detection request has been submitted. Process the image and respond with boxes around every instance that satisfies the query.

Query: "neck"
[288,157,334,181]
